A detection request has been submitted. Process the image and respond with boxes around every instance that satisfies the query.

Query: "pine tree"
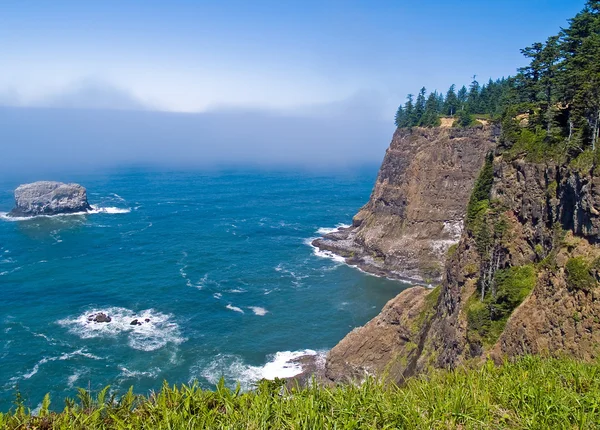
[403,94,415,128]
[394,105,405,128]
[457,85,468,111]
[414,87,427,125]
[467,75,481,113]
[421,92,441,127]
[445,84,459,116]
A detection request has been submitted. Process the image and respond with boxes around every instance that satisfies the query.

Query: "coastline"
[309,225,435,286]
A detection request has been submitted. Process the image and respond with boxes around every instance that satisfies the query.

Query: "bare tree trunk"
[593,110,599,151]
[569,117,573,142]
[595,109,600,151]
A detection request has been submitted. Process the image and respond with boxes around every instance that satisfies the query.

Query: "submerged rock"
[8,181,92,217]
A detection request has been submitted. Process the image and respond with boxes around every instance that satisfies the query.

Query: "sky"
[0,0,587,176]
[0,0,584,114]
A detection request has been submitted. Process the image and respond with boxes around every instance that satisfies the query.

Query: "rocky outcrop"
[8,181,92,217]
[325,148,600,384]
[313,126,498,283]
[325,286,433,382]
[88,313,112,323]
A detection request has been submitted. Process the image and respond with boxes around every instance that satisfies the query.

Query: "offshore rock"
[8,181,92,217]
[313,126,498,283]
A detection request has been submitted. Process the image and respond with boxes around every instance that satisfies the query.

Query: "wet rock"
[8,181,92,217]
[144,318,150,322]
[130,319,139,325]
[312,126,496,283]
[93,313,111,323]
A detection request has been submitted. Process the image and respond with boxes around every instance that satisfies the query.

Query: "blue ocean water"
[0,168,409,411]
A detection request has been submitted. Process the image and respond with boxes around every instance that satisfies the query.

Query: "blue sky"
[0,0,585,114]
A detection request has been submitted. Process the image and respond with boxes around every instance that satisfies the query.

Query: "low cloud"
[0,79,148,111]
[0,95,393,178]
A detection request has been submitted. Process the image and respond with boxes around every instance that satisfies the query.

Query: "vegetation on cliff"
[3,356,600,429]
[395,0,600,161]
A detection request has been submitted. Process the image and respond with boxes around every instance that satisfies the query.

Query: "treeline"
[394,78,513,128]
[396,0,600,155]
[505,0,600,153]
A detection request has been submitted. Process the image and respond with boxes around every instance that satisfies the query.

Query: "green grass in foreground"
[3,356,600,429]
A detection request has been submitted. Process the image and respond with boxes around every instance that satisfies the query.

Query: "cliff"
[313,126,497,283]
[326,131,600,384]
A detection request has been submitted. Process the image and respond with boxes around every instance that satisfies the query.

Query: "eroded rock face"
[8,181,92,217]
[325,136,600,383]
[325,286,432,383]
[313,126,498,283]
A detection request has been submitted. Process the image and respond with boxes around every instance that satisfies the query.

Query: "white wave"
[0,205,130,221]
[228,288,246,293]
[89,205,131,214]
[305,238,347,264]
[316,223,351,235]
[213,293,222,299]
[11,348,101,382]
[119,366,161,379]
[67,369,86,388]
[248,306,268,316]
[198,350,325,390]
[274,263,309,286]
[226,304,244,314]
[58,307,184,352]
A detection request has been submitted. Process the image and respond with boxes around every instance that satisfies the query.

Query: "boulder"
[8,181,92,217]
[130,319,139,325]
[93,313,111,323]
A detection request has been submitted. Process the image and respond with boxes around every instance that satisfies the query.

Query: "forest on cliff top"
[395,0,600,162]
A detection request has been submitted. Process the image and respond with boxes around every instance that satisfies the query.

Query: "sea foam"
[0,206,130,222]
[58,307,184,351]
[226,304,244,314]
[248,306,268,316]
[198,349,325,390]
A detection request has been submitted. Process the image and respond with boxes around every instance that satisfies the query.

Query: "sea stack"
[8,181,92,217]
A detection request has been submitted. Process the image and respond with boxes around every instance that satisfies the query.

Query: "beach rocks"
[89,313,112,323]
[8,181,92,217]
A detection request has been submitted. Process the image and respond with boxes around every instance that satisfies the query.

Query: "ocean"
[0,168,410,411]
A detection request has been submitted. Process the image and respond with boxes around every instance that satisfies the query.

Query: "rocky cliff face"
[313,126,498,283]
[8,181,92,217]
[326,134,600,384]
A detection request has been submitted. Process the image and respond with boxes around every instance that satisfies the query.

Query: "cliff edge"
[313,126,497,283]
[326,142,600,383]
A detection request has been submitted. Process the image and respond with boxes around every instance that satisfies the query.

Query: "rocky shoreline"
[311,226,427,283]
[311,126,497,285]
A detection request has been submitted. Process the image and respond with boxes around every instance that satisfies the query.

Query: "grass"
[3,356,600,429]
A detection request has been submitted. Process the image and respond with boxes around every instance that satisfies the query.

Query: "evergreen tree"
[457,85,468,111]
[467,75,481,113]
[403,94,415,128]
[445,84,459,116]
[394,105,405,128]
[414,87,427,124]
[421,92,441,127]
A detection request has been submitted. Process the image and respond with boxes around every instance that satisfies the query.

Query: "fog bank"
[0,105,393,178]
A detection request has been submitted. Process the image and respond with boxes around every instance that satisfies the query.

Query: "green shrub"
[565,257,597,291]
[467,265,537,347]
